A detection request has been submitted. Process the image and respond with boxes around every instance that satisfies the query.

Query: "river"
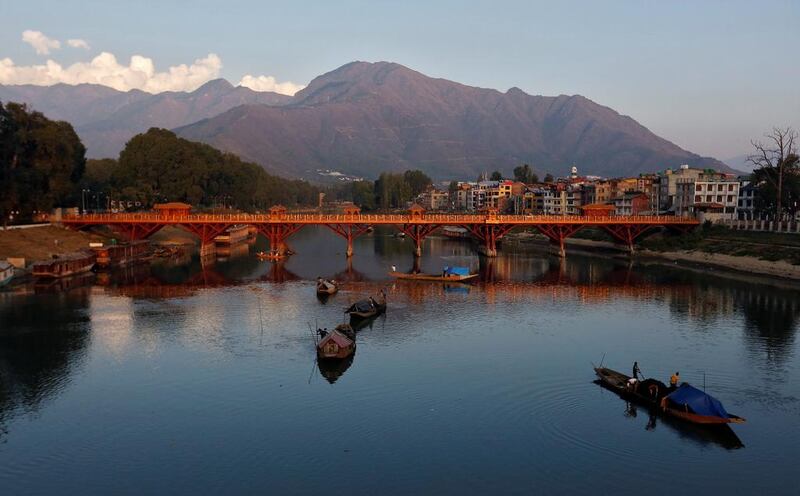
[0,227,798,494]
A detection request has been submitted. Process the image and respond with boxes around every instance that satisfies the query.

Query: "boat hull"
[389,271,478,282]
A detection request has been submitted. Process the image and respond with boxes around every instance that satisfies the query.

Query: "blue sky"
[1,0,797,159]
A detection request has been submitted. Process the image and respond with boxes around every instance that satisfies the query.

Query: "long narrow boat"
[660,384,745,424]
[345,291,386,320]
[390,266,478,282]
[594,366,745,425]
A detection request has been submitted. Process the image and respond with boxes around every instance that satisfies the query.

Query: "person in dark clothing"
[632,361,641,380]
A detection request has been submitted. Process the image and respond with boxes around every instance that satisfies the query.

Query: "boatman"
[391,265,396,272]
[632,361,642,380]
[670,371,680,388]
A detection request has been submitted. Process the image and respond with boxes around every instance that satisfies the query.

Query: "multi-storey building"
[674,172,740,220]
[737,180,756,219]
[418,189,450,211]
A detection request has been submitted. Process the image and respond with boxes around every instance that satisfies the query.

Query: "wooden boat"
[256,251,283,261]
[90,240,150,268]
[389,267,478,282]
[32,251,96,278]
[0,260,15,287]
[345,291,387,320]
[594,367,666,406]
[442,226,470,239]
[595,366,745,425]
[214,224,250,245]
[660,384,745,424]
[316,324,356,360]
[316,277,338,295]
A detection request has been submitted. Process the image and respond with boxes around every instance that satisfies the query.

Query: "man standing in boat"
[632,361,642,380]
[669,371,680,389]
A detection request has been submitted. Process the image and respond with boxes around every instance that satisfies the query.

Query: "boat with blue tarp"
[661,384,745,424]
[389,266,478,282]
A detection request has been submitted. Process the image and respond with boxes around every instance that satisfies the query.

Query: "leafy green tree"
[544,173,555,183]
[513,163,538,184]
[0,101,86,224]
[490,170,503,181]
[403,169,433,197]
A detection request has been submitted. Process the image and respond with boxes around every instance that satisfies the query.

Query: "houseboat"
[316,324,357,360]
[90,240,150,268]
[214,225,251,245]
[442,226,471,239]
[32,251,96,278]
[390,266,478,282]
[0,261,15,287]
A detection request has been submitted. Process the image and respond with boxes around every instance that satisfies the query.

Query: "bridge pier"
[257,223,303,259]
[602,225,654,254]
[324,224,371,258]
[536,224,583,258]
[398,224,440,258]
[468,224,515,258]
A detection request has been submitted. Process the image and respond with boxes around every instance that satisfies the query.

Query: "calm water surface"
[1,227,798,494]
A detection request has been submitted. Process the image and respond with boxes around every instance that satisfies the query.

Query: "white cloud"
[0,52,223,93]
[67,39,90,49]
[22,30,61,55]
[238,74,304,96]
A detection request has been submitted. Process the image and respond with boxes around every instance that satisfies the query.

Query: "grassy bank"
[0,225,108,264]
[640,225,800,265]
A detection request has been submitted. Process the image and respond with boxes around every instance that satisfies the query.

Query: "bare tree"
[747,127,798,219]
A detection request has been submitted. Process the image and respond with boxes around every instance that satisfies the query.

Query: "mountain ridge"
[176,61,731,179]
[0,79,291,158]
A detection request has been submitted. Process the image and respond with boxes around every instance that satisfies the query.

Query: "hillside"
[0,80,291,158]
[176,61,730,180]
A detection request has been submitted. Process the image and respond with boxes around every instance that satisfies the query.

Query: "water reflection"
[1,227,799,493]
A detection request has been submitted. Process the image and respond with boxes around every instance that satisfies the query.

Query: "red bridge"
[62,203,699,258]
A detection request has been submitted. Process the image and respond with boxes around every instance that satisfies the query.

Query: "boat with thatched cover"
[316,324,356,360]
[345,291,386,321]
[389,266,478,282]
[316,277,339,295]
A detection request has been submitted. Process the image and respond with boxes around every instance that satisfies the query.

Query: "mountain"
[0,80,291,158]
[724,154,753,173]
[176,61,730,180]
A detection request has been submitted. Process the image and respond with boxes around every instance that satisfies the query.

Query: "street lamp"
[81,189,91,214]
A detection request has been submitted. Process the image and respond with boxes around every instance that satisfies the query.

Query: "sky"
[1,0,797,160]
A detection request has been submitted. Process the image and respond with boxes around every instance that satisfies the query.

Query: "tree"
[544,173,554,183]
[513,163,538,184]
[490,170,503,181]
[748,127,799,219]
[0,101,86,225]
[403,169,432,196]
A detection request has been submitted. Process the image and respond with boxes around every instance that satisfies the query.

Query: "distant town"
[414,165,758,223]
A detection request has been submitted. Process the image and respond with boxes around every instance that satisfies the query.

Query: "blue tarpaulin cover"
[666,384,729,418]
[444,266,471,276]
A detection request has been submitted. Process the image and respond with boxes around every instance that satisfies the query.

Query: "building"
[612,192,649,216]
[418,189,450,211]
[674,172,740,220]
[738,179,756,219]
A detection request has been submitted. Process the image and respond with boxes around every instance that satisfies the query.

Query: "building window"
[695,195,701,203]
[706,195,712,202]
[728,184,734,191]
[716,195,723,202]
[727,195,734,202]
[696,184,702,191]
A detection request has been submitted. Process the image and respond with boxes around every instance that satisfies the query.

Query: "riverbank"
[0,224,107,265]
[504,229,800,281]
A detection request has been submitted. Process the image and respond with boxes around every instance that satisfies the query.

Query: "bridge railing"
[62,212,699,224]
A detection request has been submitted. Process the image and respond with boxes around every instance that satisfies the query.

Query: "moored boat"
[90,240,150,268]
[389,266,478,282]
[32,251,96,278]
[345,291,386,320]
[316,277,338,295]
[442,226,470,239]
[660,384,745,424]
[316,324,356,360]
[214,224,251,245]
[0,260,15,287]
